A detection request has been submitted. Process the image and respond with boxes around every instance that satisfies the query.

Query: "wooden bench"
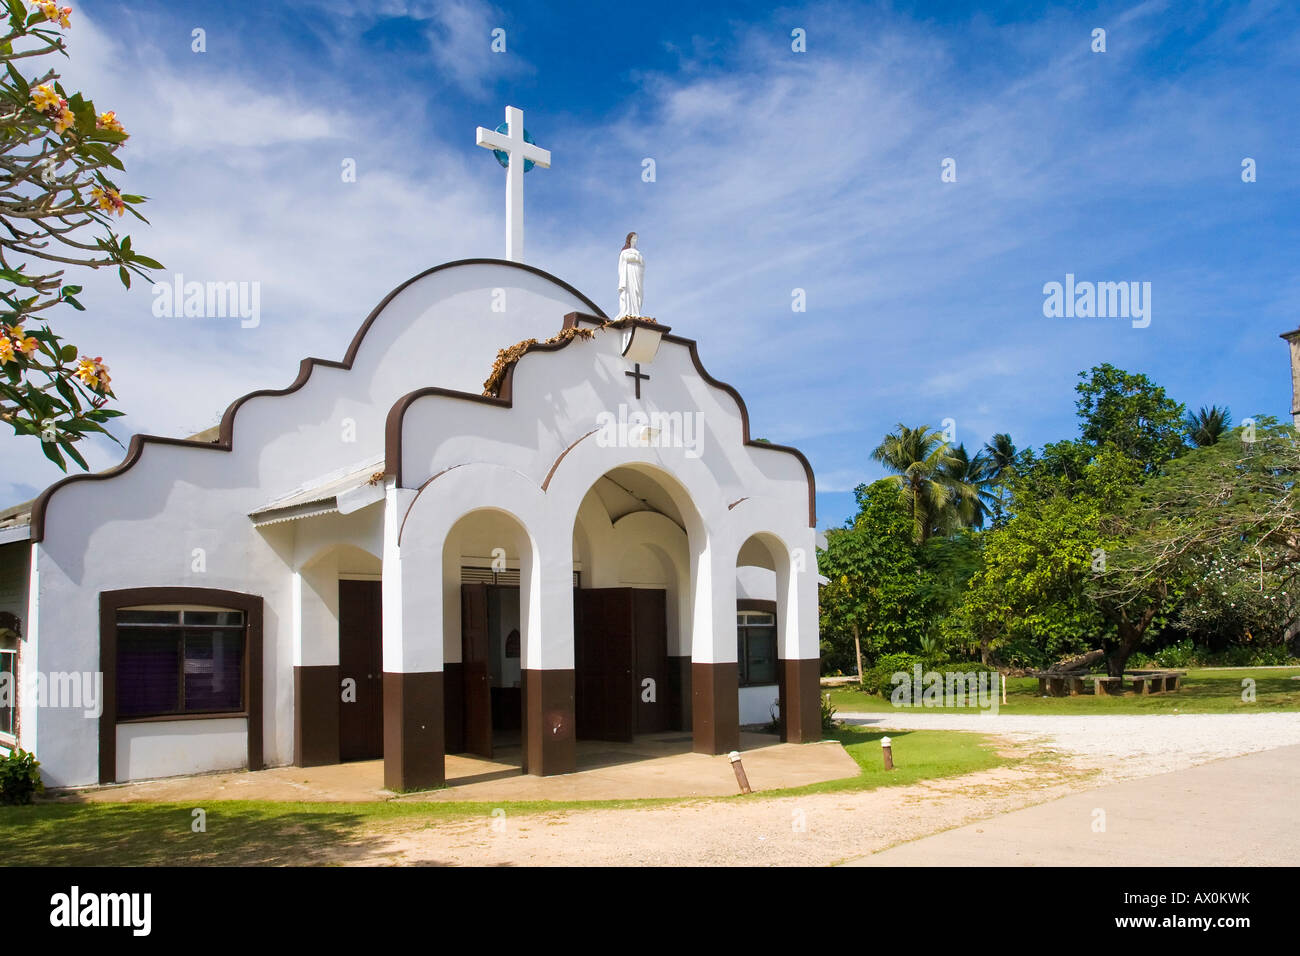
[1032,668,1187,698]
[1125,670,1186,694]
[1092,675,1124,696]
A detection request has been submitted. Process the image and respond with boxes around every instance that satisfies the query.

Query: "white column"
[381,484,442,675]
[690,536,738,665]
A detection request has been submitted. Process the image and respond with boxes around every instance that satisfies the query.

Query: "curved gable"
[30,259,604,543]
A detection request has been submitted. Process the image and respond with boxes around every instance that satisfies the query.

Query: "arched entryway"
[735,529,821,743]
[441,506,538,768]
[571,464,701,746]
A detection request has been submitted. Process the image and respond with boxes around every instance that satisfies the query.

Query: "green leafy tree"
[0,2,160,469]
[1074,363,1187,473]
[818,480,931,675]
[1093,417,1300,668]
[954,448,1140,667]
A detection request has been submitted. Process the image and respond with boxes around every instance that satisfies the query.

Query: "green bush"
[820,692,837,732]
[1139,640,1299,669]
[862,652,923,695]
[1154,639,1198,668]
[862,653,994,696]
[0,748,44,805]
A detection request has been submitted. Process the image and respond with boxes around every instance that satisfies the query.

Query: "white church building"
[0,109,822,792]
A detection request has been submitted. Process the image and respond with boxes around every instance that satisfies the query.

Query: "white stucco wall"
[29,262,597,786]
[116,718,248,780]
[740,685,780,726]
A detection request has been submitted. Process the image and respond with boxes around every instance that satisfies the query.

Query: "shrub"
[862,652,923,695]
[820,692,837,732]
[1154,639,1198,669]
[0,748,44,805]
[862,653,994,696]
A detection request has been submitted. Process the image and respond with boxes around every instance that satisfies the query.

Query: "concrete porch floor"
[57,732,859,804]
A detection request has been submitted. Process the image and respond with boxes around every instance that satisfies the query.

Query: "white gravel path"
[838,711,1300,774]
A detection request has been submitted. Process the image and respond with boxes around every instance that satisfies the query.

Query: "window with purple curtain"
[117,609,245,718]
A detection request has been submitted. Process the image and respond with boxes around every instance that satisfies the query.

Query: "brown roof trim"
[28,259,603,543]
[566,312,817,527]
[388,313,817,528]
[384,389,510,488]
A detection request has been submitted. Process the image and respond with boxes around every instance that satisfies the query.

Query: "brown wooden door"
[575,588,636,742]
[634,589,669,734]
[338,580,383,761]
[461,583,492,757]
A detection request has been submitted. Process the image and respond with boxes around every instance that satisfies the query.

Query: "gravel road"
[837,711,1300,774]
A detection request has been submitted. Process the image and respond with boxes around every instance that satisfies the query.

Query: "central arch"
[570,462,734,752]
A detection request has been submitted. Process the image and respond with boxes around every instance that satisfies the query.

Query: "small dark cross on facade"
[625,363,650,399]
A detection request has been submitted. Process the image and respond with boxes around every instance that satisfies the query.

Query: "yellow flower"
[96,110,125,134]
[30,84,60,112]
[34,2,71,28]
[0,336,13,364]
[91,185,125,216]
[53,105,76,134]
[74,356,109,391]
[16,335,38,357]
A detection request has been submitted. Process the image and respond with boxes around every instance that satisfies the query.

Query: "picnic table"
[1031,669,1186,697]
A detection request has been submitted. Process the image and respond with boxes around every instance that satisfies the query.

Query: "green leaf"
[58,438,88,471]
[130,254,163,270]
[118,265,130,288]
[39,439,67,471]
[59,344,77,361]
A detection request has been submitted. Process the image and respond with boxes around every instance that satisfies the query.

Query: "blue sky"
[3,0,1298,529]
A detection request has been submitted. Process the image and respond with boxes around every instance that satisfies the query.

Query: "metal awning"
[249,461,386,527]
[0,500,31,545]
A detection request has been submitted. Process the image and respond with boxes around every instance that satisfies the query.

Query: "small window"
[0,635,16,738]
[737,610,777,687]
[117,607,246,718]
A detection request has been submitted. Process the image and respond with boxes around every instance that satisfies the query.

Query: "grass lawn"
[756,726,1007,797]
[825,666,1300,715]
[0,727,1004,865]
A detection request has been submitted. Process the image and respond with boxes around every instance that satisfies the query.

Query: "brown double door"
[338,580,384,761]
[575,588,668,742]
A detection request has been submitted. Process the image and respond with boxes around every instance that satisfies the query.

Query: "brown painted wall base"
[521,669,575,776]
[779,658,822,743]
[382,671,445,791]
[443,662,465,754]
[293,664,340,766]
[691,662,739,754]
[667,655,691,732]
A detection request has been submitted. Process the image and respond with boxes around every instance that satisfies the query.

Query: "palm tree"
[982,433,1018,523]
[941,443,999,529]
[1185,405,1231,447]
[871,424,976,543]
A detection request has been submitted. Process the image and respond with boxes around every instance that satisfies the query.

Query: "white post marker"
[881,736,894,771]
[729,750,752,794]
[475,105,551,262]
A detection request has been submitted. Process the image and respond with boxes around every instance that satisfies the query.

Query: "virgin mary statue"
[617,232,644,319]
